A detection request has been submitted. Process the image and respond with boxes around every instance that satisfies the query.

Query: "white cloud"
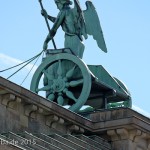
[0,53,37,74]
[132,105,150,118]
[0,53,40,88]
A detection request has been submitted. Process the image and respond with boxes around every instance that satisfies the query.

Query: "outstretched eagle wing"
[84,1,107,53]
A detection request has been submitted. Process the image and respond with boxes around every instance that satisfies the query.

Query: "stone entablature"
[0,77,86,135]
[107,128,150,150]
[0,77,150,150]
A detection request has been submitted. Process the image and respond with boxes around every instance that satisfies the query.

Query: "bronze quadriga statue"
[30,0,131,112]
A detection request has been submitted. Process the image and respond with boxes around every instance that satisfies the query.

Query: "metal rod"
[39,0,57,49]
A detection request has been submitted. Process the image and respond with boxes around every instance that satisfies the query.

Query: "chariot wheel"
[30,53,91,112]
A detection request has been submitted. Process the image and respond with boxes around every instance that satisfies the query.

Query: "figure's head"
[54,0,72,10]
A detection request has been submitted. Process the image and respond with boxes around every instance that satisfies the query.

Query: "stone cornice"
[0,77,150,135]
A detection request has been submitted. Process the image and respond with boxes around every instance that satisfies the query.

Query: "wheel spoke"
[48,94,55,101]
[42,69,54,81]
[66,65,76,79]
[36,85,51,92]
[57,60,62,78]
[65,90,77,102]
[69,79,83,87]
[57,95,64,106]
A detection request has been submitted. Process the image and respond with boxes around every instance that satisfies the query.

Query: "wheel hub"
[52,79,66,92]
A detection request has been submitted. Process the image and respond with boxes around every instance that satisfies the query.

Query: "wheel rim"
[30,53,91,112]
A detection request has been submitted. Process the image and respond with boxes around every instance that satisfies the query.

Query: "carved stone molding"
[45,115,64,128]
[1,93,22,109]
[29,107,45,119]
[8,97,22,109]
[67,124,85,134]
[107,128,129,141]
[1,94,15,106]
[107,129,119,141]
[107,128,150,150]
[24,104,38,117]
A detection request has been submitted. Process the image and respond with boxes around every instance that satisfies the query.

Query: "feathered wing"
[73,0,88,40]
[84,1,107,53]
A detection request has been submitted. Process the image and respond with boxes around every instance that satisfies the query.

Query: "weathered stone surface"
[0,76,150,150]
[0,145,22,150]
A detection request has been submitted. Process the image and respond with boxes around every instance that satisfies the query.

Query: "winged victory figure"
[41,0,107,58]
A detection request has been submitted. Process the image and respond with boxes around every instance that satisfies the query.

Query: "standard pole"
[39,0,57,49]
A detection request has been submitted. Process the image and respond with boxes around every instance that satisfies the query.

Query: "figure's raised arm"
[41,9,56,23]
[48,15,56,23]
[51,10,65,32]
[43,10,65,50]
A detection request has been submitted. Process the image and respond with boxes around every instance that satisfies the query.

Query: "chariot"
[30,49,131,112]
[30,0,131,112]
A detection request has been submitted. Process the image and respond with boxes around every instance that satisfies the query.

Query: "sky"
[0,0,150,117]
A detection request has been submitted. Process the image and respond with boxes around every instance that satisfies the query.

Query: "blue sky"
[0,1,150,117]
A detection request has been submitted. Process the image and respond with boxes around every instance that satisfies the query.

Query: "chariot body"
[30,48,131,113]
[30,0,131,112]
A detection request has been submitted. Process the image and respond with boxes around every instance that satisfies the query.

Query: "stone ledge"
[0,77,150,135]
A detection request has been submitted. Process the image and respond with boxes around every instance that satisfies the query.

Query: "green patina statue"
[41,0,107,58]
[30,0,132,113]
